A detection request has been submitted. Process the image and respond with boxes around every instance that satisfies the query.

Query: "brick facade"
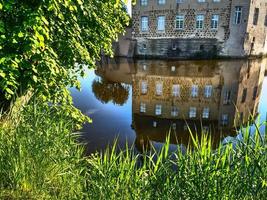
[132,0,267,58]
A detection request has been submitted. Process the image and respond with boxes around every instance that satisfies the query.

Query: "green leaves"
[18,32,24,38]
[0,0,129,116]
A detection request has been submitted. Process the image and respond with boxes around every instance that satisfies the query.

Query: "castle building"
[131,0,267,58]
[96,57,266,150]
[131,58,265,150]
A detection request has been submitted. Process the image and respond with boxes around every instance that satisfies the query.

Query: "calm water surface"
[70,58,267,154]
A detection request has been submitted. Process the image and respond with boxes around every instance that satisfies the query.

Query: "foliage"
[92,77,130,106]
[0,102,267,199]
[0,0,129,105]
[0,102,88,199]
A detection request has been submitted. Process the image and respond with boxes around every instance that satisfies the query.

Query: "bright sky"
[126,0,132,16]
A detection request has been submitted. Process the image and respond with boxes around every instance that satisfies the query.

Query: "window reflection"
[191,85,199,98]
[155,104,162,115]
[189,107,197,118]
[95,57,266,152]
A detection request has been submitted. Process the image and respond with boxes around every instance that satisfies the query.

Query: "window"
[204,85,213,98]
[198,0,205,2]
[156,82,163,96]
[157,16,165,31]
[253,8,259,25]
[142,43,147,49]
[253,86,258,100]
[176,0,183,3]
[234,6,242,24]
[141,81,148,94]
[155,104,162,115]
[140,0,148,6]
[141,16,149,32]
[213,0,220,2]
[143,64,147,71]
[158,0,165,5]
[241,88,247,103]
[172,43,177,50]
[211,14,219,29]
[221,114,229,126]
[175,15,185,29]
[202,107,210,119]
[171,106,179,117]
[223,90,231,105]
[172,123,176,130]
[196,15,204,29]
[140,103,146,113]
[189,107,197,118]
[191,85,199,98]
[172,84,180,97]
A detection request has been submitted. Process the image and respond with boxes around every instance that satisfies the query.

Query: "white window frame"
[191,85,199,98]
[141,16,149,32]
[171,106,179,117]
[140,102,146,113]
[140,0,148,6]
[141,81,148,94]
[155,104,162,115]
[172,84,180,97]
[211,14,219,30]
[223,90,231,105]
[196,15,204,29]
[189,107,197,118]
[202,107,210,119]
[175,15,185,30]
[157,16,165,31]
[204,85,213,98]
[156,82,163,96]
[234,6,242,24]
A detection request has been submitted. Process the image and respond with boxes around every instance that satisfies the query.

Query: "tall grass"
[0,102,266,199]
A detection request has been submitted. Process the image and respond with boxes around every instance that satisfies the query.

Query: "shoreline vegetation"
[1,1,267,199]
[0,101,266,199]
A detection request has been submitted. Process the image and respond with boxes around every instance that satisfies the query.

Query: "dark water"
[70,58,267,154]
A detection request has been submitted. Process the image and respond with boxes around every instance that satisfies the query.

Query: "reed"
[0,102,266,199]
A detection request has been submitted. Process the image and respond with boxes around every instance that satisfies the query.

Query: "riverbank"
[0,102,266,199]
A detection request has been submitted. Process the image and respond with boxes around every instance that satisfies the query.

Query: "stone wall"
[132,60,224,124]
[132,0,267,58]
[132,59,265,128]
[132,0,231,39]
[135,38,221,58]
[113,28,136,57]
[243,0,267,56]
[132,0,233,58]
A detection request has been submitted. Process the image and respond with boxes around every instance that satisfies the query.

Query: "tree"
[92,78,130,106]
[0,0,129,106]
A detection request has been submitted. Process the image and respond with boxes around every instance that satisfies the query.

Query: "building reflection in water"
[96,58,266,152]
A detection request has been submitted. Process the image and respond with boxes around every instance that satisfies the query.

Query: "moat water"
[70,58,267,154]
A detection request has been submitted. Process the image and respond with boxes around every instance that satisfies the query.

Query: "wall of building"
[132,0,233,58]
[132,58,265,128]
[113,28,136,57]
[233,59,266,122]
[243,0,267,56]
[132,0,267,58]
